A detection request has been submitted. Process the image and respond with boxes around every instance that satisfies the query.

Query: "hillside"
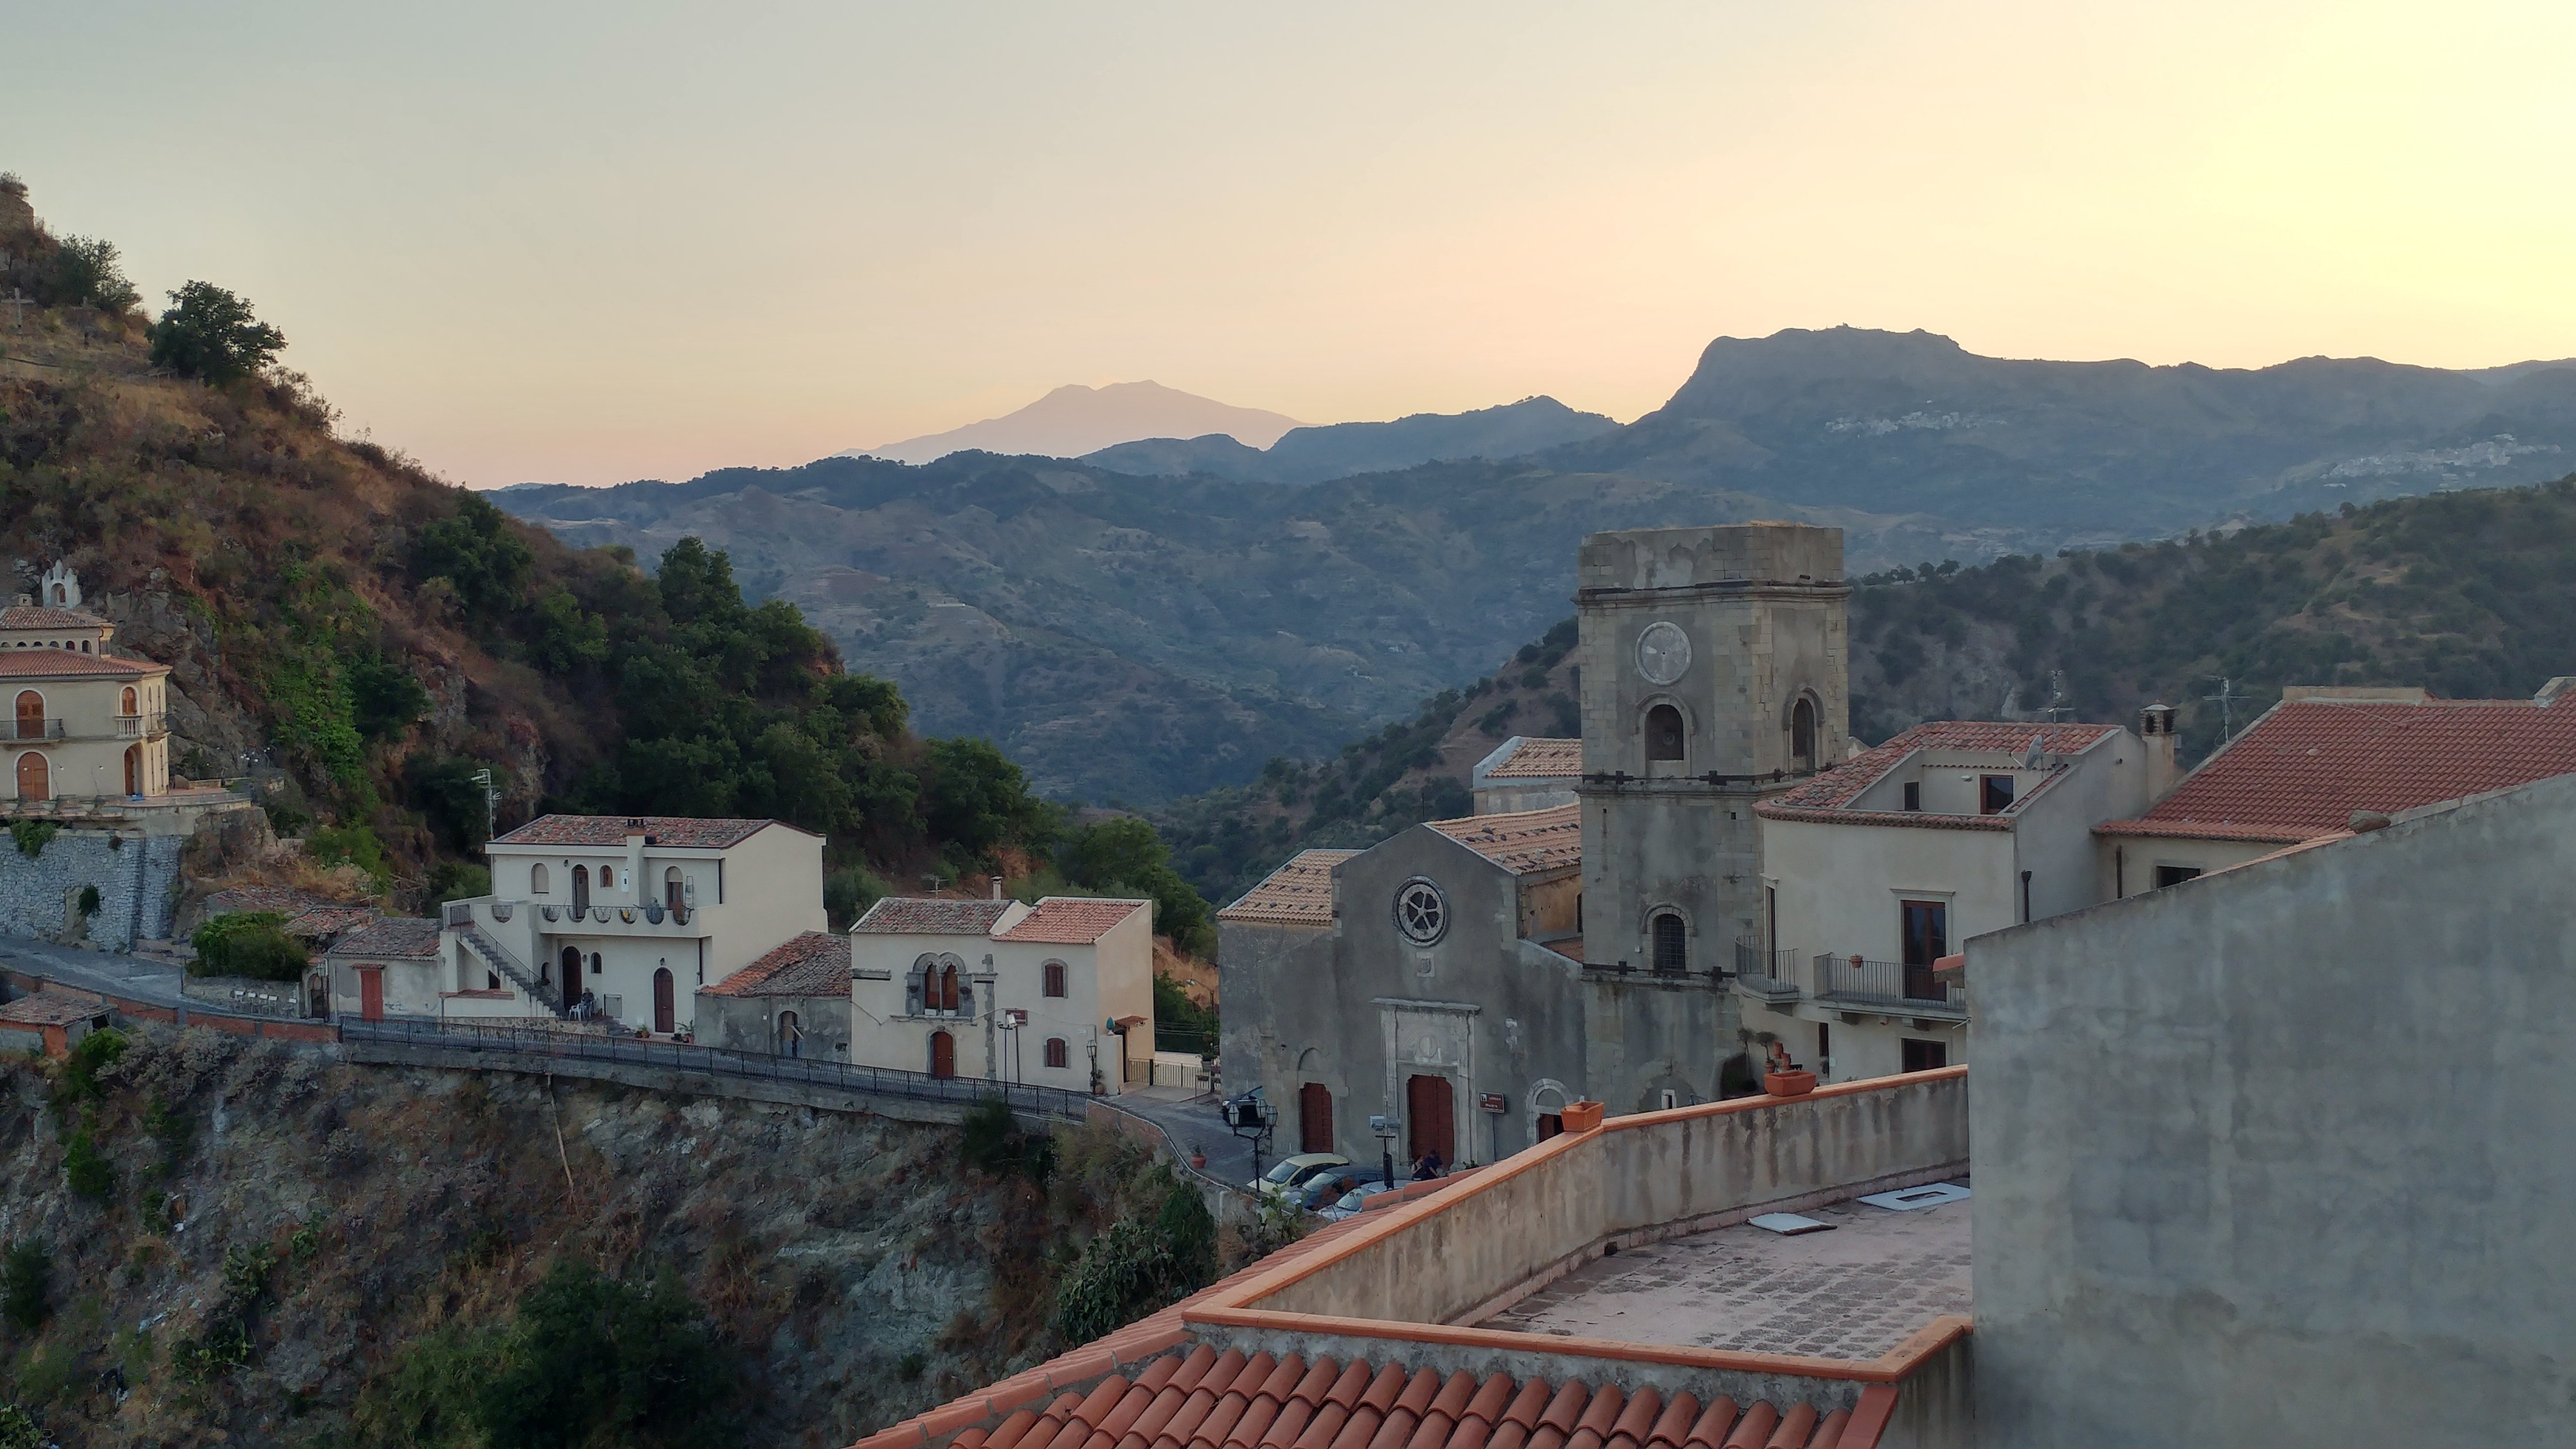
[1155,477,2576,909]
[501,329,2576,808]
[849,382,1302,465]
[0,178,1056,911]
[1080,396,1619,484]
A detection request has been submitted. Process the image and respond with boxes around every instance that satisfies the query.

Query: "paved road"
[0,935,197,1009]
[1115,1084,1271,1191]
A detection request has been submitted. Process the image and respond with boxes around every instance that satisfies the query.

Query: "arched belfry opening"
[1791,695,1818,771]
[1644,704,1686,762]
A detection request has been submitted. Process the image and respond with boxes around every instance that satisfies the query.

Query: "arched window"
[120,686,137,717]
[1045,1037,1069,1069]
[13,691,41,742]
[1644,704,1686,762]
[1791,696,1818,769]
[48,584,64,605]
[587,952,602,976]
[531,863,551,895]
[1043,961,1067,998]
[1651,913,1688,974]
[937,964,959,1013]
[663,866,684,909]
[571,865,590,913]
[777,1010,802,1058]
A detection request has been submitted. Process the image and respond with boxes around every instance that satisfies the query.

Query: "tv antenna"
[2203,676,2246,744]
[472,768,499,842]
[2040,669,2073,723]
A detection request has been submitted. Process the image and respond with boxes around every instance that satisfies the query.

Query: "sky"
[8,0,2574,487]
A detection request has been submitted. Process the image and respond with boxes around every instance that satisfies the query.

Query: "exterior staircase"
[454,923,568,1017]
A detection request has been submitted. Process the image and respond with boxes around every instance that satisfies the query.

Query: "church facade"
[1219,522,1852,1165]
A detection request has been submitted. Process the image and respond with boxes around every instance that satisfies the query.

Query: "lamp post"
[1371,1114,1399,1188]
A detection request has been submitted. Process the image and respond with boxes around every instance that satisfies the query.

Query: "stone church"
[1218,522,1850,1167]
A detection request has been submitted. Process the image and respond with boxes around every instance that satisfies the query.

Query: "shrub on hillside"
[1,1240,50,1334]
[1055,814,1215,957]
[308,822,393,893]
[51,236,138,312]
[190,912,308,981]
[148,280,285,384]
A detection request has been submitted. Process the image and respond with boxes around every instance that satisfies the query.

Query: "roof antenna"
[2039,669,2072,723]
[2203,676,2245,745]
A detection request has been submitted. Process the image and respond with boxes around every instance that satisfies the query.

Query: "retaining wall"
[0,830,180,950]
[179,974,303,1019]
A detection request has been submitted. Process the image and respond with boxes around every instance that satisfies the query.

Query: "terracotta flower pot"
[1189,1151,1207,1170]
[1764,1069,1818,1098]
[1560,1100,1606,1133]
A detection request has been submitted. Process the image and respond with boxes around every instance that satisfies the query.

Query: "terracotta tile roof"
[996,898,1151,944]
[1482,737,1582,780]
[488,814,786,849]
[852,898,1024,935]
[282,904,380,941]
[0,648,163,677]
[328,917,441,959]
[1427,804,1581,876]
[1217,850,1357,926]
[1755,721,2119,825]
[703,931,850,996]
[206,886,338,918]
[0,992,109,1027]
[0,605,109,629]
[2098,696,2576,844]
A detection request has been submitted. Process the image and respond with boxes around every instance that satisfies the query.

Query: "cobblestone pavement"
[1478,1191,1973,1359]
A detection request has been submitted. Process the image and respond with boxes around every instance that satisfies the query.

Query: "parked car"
[1291,1166,1370,1213]
[1319,1179,1407,1221]
[1250,1152,1351,1200]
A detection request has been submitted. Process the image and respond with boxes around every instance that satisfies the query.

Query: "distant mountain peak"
[847,381,1304,466]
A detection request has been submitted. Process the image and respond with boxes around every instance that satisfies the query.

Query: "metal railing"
[340,1016,1095,1120]
[7,718,64,741]
[1812,953,1963,1011]
[1732,937,1801,996]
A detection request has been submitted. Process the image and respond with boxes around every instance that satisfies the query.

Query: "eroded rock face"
[0,1042,1087,1449]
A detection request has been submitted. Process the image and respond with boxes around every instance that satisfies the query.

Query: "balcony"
[445,896,710,939]
[7,718,64,741]
[4,714,170,742]
[113,712,168,740]
[1731,937,1803,1003]
[1811,953,1967,1018]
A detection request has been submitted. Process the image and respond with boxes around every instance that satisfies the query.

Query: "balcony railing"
[6,719,64,741]
[1811,953,1965,1013]
[3,715,171,742]
[1732,937,1802,998]
[113,712,167,739]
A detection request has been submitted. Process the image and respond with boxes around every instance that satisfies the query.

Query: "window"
[531,863,550,895]
[486,971,500,991]
[1658,1089,1678,1111]
[2156,865,2203,889]
[1651,913,1687,974]
[1643,704,1686,762]
[1901,1038,1948,1073]
[1790,697,1817,768]
[589,952,602,975]
[1902,781,1922,811]
[1979,774,2015,814]
[13,691,41,742]
[1045,1037,1069,1069]
[571,865,590,913]
[120,686,137,716]
[1043,961,1067,998]
[1817,1023,1832,1079]
[937,963,960,1013]
[664,866,685,911]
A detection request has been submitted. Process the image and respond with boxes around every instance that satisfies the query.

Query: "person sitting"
[1410,1150,1445,1181]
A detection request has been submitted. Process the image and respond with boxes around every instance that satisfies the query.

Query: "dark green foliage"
[148,280,285,384]
[63,1126,111,1201]
[190,912,309,981]
[1152,974,1217,1056]
[347,655,433,741]
[922,738,1056,869]
[961,1097,1056,1182]
[1056,815,1215,957]
[824,866,889,931]
[429,859,491,903]
[75,884,98,919]
[61,1027,124,1102]
[1051,1176,1217,1342]
[411,492,534,632]
[1,1240,50,1334]
[0,1403,35,1449]
[406,756,498,853]
[51,236,138,311]
[896,1351,927,1382]
[472,1259,737,1449]
[308,822,393,891]
[6,820,55,859]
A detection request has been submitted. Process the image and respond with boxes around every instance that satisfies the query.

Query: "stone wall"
[0,827,181,950]
[179,973,304,1019]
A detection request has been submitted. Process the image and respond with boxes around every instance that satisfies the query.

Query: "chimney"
[2139,704,2180,802]
[990,875,1005,901]
[2537,677,2576,708]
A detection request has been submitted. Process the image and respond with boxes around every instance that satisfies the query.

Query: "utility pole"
[471,768,499,843]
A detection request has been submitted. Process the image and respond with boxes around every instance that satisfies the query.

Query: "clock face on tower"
[1636,620,1691,686]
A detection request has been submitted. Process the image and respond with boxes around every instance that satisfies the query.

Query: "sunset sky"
[10,0,2572,487]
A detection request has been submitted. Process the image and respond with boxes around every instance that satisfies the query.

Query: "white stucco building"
[848,895,1156,1093]
[1742,720,2154,1082]
[0,564,178,808]
[436,814,826,1034]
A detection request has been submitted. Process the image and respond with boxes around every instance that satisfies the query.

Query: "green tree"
[347,655,433,741]
[922,737,1055,867]
[1058,815,1216,957]
[191,912,309,981]
[406,757,499,853]
[148,280,285,383]
[51,236,138,311]
[411,493,534,629]
[474,1260,735,1449]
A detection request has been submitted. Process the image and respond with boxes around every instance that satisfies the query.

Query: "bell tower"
[1575,522,1849,976]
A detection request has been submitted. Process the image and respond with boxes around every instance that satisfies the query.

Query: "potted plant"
[1189,1144,1208,1170]
[1761,1040,1816,1097]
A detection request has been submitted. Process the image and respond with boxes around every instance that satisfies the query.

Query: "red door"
[359,968,384,1022]
[1299,1082,1333,1155]
[13,752,46,802]
[13,692,39,742]
[652,967,675,1034]
[1406,1074,1454,1167]
[929,1030,955,1079]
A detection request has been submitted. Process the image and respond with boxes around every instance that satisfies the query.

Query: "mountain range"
[500,327,2576,805]
[1081,395,1621,484]
[850,381,1302,464]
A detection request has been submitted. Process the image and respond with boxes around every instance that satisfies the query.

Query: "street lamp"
[1371,1114,1400,1188]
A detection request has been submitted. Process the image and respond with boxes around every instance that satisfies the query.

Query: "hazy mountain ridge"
[1081,395,1619,484]
[504,327,2576,805]
[848,380,1302,464]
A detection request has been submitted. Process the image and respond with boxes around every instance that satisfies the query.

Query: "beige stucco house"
[848,895,1156,1093]
[1745,719,2157,1083]
[437,814,826,1033]
[0,564,176,806]
[324,916,443,1020]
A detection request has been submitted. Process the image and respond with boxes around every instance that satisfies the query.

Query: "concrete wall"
[0,828,179,950]
[2094,831,2280,901]
[1255,1069,1969,1327]
[696,990,852,1060]
[1971,773,2576,1447]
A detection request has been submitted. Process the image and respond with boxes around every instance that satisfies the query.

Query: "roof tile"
[327,916,439,959]
[1427,804,1581,876]
[490,814,782,849]
[854,898,1024,935]
[1717,1403,1775,1449]
[1482,737,1581,780]
[2099,696,2576,843]
[1643,1393,1700,1449]
[997,898,1150,945]
[1761,1404,1814,1449]
[0,648,163,677]
[1218,850,1356,926]
[1756,721,2119,822]
[0,604,109,629]
[701,931,849,997]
